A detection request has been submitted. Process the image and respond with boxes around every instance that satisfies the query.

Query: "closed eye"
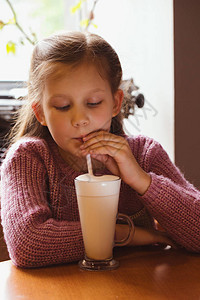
[54,105,70,111]
[87,101,102,107]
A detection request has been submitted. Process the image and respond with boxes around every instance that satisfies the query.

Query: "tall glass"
[75,174,134,271]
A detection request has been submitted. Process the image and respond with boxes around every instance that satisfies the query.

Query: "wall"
[89,0,174,161]
[174,0,200,188]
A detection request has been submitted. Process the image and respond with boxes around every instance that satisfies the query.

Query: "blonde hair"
[10,31,125,144]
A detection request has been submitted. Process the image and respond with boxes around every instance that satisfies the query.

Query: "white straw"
[86,154,93,176]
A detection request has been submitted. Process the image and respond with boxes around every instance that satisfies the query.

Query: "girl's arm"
[115,223,177,248]
[81,132,200,252]
[138,141,200,252]
[1,142,84,268]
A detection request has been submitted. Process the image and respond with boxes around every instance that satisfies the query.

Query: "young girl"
[1,31,200,268]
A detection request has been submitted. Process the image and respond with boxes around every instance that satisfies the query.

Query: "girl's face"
[33,63,123,161]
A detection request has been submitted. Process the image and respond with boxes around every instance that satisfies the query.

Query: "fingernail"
[80,148,87,153]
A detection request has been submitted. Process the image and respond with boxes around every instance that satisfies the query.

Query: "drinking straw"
[86,154,93,176]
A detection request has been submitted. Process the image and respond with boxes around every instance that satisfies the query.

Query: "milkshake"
[75,155,134,271]
[75,174,121,261]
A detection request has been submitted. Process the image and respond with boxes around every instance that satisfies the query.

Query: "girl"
[1,31,200,268]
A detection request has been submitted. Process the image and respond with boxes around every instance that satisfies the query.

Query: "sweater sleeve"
[0,142,84,268]
[139,141,200,252]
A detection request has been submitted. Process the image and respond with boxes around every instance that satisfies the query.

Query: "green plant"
[0,0,37,54]
[0,0,99,54]
[71,0,99,31]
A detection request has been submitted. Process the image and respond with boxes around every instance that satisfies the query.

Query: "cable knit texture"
[0,135,200,268]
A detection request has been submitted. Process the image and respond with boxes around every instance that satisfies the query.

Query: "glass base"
[78,256,119,271]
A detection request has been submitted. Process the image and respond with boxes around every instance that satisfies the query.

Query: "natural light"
[0,0,174,159]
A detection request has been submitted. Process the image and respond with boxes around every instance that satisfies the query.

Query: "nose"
[71,108,89,128]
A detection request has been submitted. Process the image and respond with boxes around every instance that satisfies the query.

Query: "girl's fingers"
[132,227,177,248]
[83,130,112,141]
[81,139,125,152]
[83,130,126,146]
[90,153,120,176]
[81,132,128,154]
[81,141,126,160]
[81,144,117,157]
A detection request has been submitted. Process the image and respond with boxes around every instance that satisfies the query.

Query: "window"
[0,0,67,80]
[0,0,174,160]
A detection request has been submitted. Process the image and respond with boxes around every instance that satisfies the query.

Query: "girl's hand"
[80,130,151,195]
[116,224,177,248]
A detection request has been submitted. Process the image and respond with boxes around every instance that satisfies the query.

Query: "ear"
[112,89,124,117]
[32,102,47,126]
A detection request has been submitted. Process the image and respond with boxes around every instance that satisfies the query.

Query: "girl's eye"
[87,101,102,107]
[55,105,70,111]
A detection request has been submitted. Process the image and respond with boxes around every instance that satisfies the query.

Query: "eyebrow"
[49,88,105,101]
[88,88,105,93]
[48,94,69,101]
[50,94,68,99]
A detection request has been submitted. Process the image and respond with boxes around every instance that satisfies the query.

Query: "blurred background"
[0,0,199,188]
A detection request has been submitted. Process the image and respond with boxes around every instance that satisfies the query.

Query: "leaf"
[19,38,24,45]
[31,32,37,39]
[80,18,89,28]
[91,22,98,29]
[6,41,16,54]
[7,18,16,25]
[80,20,98,30]
[70,0,85,14]
[0,20,5,30]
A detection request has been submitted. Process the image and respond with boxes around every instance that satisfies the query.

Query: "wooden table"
[0,246,200,300]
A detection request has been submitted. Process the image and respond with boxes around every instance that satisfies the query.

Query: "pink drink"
[75,174,121,260]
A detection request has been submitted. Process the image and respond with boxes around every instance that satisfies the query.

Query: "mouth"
[73,130,102,143]
[75,138,83,143]
[73,136,85,143]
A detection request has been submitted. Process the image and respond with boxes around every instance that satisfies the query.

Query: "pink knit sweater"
[1,135,200,268]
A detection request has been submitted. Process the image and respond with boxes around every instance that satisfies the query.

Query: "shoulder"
[5,136,50,158]
[125,134,163,154]
[124,134,168,170]
[1,136,51,170]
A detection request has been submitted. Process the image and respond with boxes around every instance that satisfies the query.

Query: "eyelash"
[88,101,102,107]
[55,101,102,111]
[55,105,70,111]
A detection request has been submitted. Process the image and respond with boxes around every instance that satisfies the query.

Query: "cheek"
[45,110,65,126]
[45,113,70,136]
[92,109,113,129]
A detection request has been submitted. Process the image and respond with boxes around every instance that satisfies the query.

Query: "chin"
[71,144,85,158]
